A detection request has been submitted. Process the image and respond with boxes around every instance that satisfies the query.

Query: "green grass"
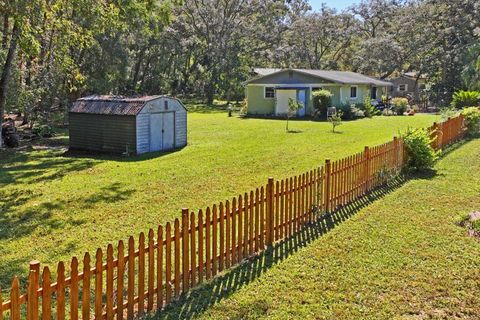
[0,111,438,290]
[161,139,480,320]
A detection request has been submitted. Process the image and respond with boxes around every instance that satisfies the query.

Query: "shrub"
[329,110,343,133]
[286,98,303,132]
[312,90,333,118]
[401,127,438,171]
[451,90,480,109]
[361,96,379,118]
[439,106,459,121]
[338,103,353,120]
[461,107,480,137]
[392,97,409,115]
[351,105,365,118]
[239,99,248,115]
[32,124,55,138]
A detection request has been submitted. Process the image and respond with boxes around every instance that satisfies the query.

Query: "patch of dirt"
[460,211,480,239]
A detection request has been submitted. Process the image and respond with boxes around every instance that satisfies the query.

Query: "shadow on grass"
[153,177,407,320]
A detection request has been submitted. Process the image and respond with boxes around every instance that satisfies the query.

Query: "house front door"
[275,89,297,115]
[297,89,307,117]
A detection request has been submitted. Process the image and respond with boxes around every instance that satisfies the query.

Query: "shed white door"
[149,112,175,152]
[162,112,174,150]
[275,89,297,115]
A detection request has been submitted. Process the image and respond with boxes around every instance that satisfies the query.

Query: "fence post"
[181,208,189,294]
[393,137,398,169]
[324,160,331,214]
[266,177,274,247]
[27,260,40,320]
[364,146,370,194]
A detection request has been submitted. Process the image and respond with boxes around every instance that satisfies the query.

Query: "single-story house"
[69,95,187,155]
[389,72,428,101]
[245,68,392,117]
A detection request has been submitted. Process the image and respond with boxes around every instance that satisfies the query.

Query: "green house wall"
[246,84,375,116]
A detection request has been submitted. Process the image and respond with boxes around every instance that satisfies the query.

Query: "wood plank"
[156,227,163,310]
[127,237,135,320]
[293,176,298,233]
[275,182,279,241]
[0,287,3,320]
[249,190,254,256]
[174,219,181,297]
[181,210,190,294]
[27,261,40,320]
[219,203,225,271]
[243,193,249,258]
[212,205,218,276]
[42,267,52,320]
[138,233,146,314]
[55,262,65,320]
[259,188,265,249]
[117,240,125,319]
[70,258,79,320]
[190,212,197,288]
[81,253,90,320]
[231,199,237,264]
[254,189,260,252]
[147,229,155,312]
[205,207,212,280]
[237,195,243,262]
[10,277,20,320]
[198,211,204,284]
[94,250,102,319]
[165,223,172,304]
[225,201,231,268]
[106,245,114,319]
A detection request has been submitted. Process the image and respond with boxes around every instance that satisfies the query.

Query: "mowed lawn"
[0,112,438,288]
[166,139,480,320]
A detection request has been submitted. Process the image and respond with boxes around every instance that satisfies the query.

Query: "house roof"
[250,68,393,86]
[70,95,162,115]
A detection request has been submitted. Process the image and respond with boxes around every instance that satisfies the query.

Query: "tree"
[286,98,302,132]
[329,110,344,133]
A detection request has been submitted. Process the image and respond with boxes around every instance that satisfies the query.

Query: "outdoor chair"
[327,107,337,120]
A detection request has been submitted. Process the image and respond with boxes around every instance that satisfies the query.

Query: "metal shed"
[69,95,187,154]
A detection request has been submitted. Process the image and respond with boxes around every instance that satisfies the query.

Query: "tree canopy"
[0,0,479,134]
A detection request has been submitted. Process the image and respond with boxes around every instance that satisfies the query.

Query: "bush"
[32,124,55,138]
[461,107,480,137]
[401,127,438,171]
[361,96,379,118]
[451,90,480,109]
[312,90,333,118]
[439,106,459,121]
[392,97,409,115]
[329,110,343,133]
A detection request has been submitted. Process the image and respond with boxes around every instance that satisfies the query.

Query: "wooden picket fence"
[0,115,466,320]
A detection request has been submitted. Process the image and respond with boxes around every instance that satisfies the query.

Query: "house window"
[264,87,275,99]
[350,86,357,99]
[164,100,169,110]
[398,84,408,92]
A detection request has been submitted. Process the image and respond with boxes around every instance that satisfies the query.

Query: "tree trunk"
[0,21,19,148]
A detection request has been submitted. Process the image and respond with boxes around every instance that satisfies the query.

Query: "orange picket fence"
[0,115,466,320]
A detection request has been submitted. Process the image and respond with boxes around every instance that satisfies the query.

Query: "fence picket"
[205,208,212,280]
[117,240,125,319]
[147,229,155,312]
[219,203,225,271]
[190,212,197,288]
[165,223,172,304]
[174,220,181,297]
[127,237,135,319]
[81,253,90,320]
[106,244,114,319]
[157,226,164,310]
[42,267,51,320]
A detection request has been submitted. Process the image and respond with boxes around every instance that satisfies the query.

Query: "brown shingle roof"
[70,95,162,115]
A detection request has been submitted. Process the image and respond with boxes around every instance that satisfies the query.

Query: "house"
[389,72,427,102]
[69,95,187,155]
[245,68,392,117]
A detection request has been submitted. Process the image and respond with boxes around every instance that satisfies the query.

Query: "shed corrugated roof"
[70,95,162,115]
[251,68,392,86]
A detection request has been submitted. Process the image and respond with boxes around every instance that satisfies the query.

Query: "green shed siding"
[69,113,137,153]
[246,85,275,115]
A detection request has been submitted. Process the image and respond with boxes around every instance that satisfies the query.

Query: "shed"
[69,95,187,154]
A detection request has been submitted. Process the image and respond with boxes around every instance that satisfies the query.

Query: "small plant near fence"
[401,127,438,172]
[461,107,480,137]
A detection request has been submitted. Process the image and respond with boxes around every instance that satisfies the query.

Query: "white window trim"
[398,84,408,92]
[349,85,358,99]
[264,86,275,99]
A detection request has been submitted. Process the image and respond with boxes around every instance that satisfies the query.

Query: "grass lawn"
[0,111,438,290]
[161,139,480,320]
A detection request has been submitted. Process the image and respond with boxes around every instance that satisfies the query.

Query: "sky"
[308,0,360,12]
